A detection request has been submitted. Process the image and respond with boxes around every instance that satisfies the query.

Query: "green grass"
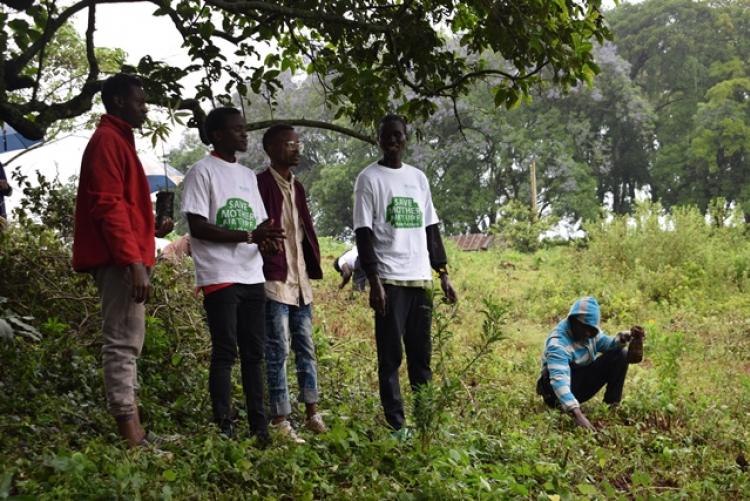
[2,206,750,499]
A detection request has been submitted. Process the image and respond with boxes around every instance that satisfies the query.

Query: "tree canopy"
[1,0,613,143]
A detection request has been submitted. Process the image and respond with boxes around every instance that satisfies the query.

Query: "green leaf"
[162,469,177,482]
[632,471,652,487]
[577,483,598,496]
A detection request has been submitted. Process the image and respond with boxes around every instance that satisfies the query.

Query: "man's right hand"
[339,264,353,289]
[0,179,9,192]
[129,262,151,303]
[571,408,596,432]
[368,275,387,316]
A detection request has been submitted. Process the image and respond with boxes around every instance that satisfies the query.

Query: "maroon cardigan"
[256,168,322,281]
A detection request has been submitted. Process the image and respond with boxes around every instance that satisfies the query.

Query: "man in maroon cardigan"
[72,73,173,448]
[257,124,326,443]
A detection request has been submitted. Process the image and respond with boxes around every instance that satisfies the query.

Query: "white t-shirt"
[337,247,359,270]
[181,155,267,286]
[353,161,439,281]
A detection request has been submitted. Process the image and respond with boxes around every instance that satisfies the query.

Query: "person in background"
[257,124,327,444]
[72,73,173,448]
[333,246,366,292]
[181,107,284,444]
[158,233,191,264]
[353,114,458,435]
[536,296,645,431]
[0,161,12,226]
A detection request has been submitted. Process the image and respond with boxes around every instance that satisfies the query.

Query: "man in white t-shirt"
[353,114,458,433]
[181,107,285,444]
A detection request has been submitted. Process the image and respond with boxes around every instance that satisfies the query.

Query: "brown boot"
[115,414,146,448]
[626,325,644,364]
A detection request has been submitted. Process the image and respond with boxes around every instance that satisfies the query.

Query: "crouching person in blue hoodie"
[536,296,645,431]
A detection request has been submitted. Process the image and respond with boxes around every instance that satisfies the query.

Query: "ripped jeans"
[264,300,319,417]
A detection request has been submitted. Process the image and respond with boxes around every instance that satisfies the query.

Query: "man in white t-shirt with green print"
[353,114,458,434]
[181,107,285,444]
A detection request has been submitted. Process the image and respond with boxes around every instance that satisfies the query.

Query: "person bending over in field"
[353,114,458,435]
[333,246,366,292]
[536,296,645,431]
[181,107,284,444]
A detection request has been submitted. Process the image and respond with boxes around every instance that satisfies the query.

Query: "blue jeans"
[265,300,319,417]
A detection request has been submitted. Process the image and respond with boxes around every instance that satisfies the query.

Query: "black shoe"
[217,419,235,438]
[252,431,271,449]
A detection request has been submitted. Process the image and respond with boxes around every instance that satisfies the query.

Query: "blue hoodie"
[540,296,625,411]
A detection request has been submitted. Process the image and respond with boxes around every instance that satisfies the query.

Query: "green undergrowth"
[2,204,750,499]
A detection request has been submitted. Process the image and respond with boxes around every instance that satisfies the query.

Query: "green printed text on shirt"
[386,196,423,229]
[216,198,257,231]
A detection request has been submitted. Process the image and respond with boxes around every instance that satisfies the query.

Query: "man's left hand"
[155,217,174,238]
[440,274,458,304]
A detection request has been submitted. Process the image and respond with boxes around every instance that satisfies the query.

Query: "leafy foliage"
[3,200,750,498]
[1,0,613,142]
[610,0,750,214]
[10,167,76,240]
[491,200,559,253]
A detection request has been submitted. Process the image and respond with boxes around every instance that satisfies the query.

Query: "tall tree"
[609,0,750,209]
[558,43,656,214]
[2,0,613,144]
[688,74,750,217]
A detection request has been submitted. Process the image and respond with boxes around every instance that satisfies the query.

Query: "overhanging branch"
[246,118,375,145]
[6,0,149,80]
[0,0,34,10]
[204,0,391,32]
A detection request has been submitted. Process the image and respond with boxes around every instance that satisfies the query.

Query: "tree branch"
[0,0,34,10]
[203,0,391,32]
[5,0,148,80]
[428,64,547,96]
[245,118,375,145]
[85,4,100,80]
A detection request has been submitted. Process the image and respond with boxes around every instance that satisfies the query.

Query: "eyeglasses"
[284,141,303,152]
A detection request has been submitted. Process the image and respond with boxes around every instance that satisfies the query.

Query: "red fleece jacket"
[72,114,155,271]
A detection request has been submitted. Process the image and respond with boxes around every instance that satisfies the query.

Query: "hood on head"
[567,296,601,333]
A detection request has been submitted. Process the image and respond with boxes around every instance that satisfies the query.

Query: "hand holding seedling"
[619,325,646,344]
[155,217,174,238]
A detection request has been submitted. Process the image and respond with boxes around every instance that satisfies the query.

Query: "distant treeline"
[167,0,750,236]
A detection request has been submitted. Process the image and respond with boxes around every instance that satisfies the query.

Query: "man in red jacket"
[72,73,173,448]
[257,125,326,443]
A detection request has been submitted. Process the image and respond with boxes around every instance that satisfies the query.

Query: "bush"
[491,200,559,253]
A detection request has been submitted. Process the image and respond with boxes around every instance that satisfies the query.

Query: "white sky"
[2,0,630,215]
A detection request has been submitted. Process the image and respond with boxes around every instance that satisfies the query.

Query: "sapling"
[414,296,509,451]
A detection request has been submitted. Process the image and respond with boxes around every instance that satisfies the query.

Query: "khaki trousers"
[93,266,145,417]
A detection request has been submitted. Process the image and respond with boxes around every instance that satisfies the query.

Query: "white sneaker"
[305,413,328,434]
[271,420,305,444]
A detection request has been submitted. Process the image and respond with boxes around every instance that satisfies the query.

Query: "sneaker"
[252,431,272,449]
[217,419,235,439]
[305,413,328,434]
[390,427,414,442]
[271,420,306,444]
